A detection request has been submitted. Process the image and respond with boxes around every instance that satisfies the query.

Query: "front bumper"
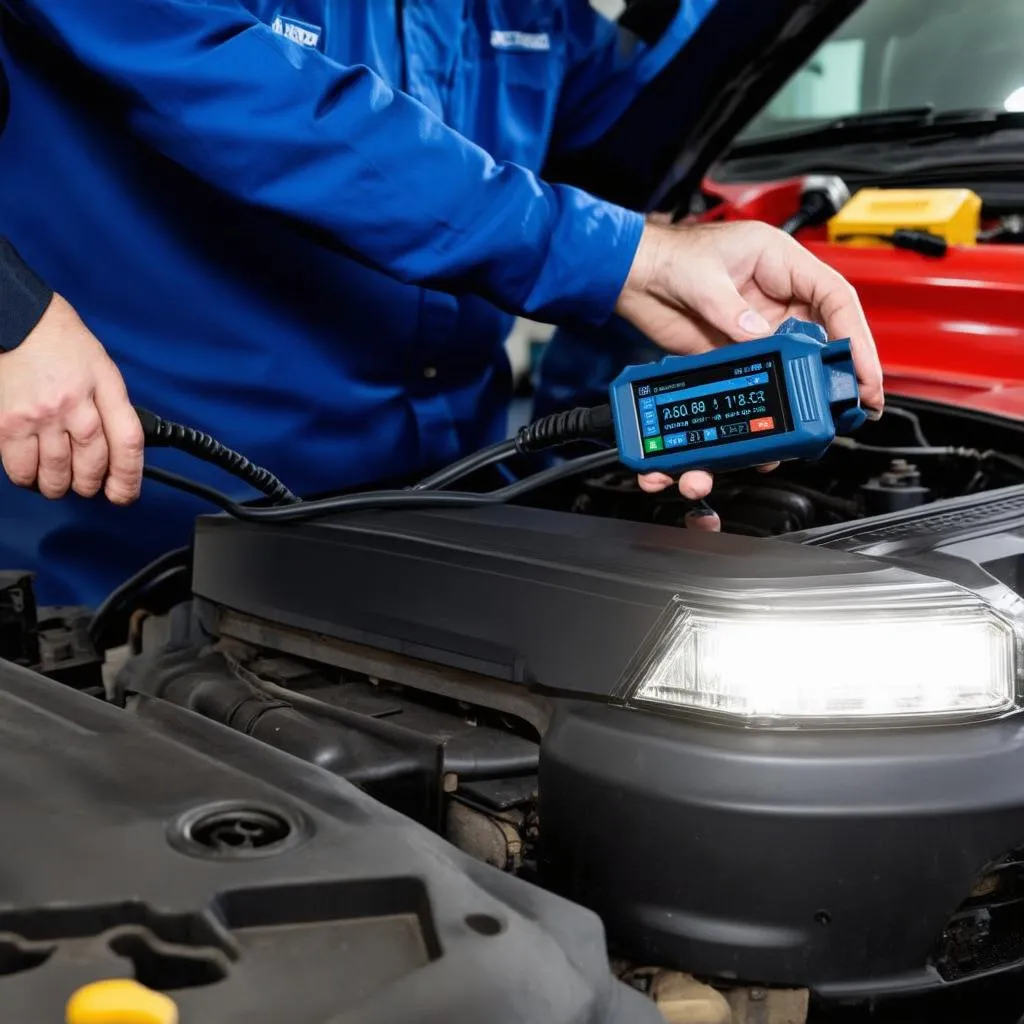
[538,699,1024,999]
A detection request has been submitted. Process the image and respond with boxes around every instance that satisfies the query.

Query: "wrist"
[0,238,54,350]
[616,221,669,313]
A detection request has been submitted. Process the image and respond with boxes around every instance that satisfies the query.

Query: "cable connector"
[514,404,614,455]
[835,229,948,257]
[135,407,299,505]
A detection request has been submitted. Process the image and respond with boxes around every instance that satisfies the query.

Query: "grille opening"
[934,846,1024,981]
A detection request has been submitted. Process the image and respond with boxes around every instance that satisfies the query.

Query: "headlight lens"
[621,583,1021,727]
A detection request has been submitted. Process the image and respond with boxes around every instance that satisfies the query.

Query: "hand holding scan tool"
[610,318,869,476]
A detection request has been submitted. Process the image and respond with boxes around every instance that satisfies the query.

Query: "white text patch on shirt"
[271,15,322,48]
[490,30,551,52]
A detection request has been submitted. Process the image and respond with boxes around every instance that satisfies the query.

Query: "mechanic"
[0,1,883,607]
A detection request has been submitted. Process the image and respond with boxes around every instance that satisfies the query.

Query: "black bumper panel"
[538,700,1024,998]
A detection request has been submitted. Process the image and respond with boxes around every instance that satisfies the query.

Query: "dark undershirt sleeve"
[0,237,53,351]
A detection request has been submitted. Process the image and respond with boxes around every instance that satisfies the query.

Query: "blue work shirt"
[0,0,715,607]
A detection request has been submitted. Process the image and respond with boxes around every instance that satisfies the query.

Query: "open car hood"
[549,0,863,210]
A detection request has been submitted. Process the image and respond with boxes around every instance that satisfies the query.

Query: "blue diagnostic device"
[609,318,867,475]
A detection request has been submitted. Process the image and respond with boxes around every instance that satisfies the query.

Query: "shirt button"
[423,366,437,379]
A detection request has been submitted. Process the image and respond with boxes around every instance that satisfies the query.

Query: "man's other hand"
[0,295,144,503]
[615,219,884,513]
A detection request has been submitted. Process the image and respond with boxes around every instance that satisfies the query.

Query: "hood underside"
[547,0,861,209]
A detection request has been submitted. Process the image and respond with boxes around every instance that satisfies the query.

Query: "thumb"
[684,269,771,341]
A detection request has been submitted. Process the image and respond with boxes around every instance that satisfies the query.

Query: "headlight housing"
[618,581,1021,728]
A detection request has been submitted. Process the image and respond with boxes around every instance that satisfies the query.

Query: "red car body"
[698,178,1024,420]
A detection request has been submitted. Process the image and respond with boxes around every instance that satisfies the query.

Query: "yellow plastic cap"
[827,187,981,246]
[66,979,179,1024]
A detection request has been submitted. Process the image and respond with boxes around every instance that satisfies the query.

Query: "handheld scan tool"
[610,318,868,475]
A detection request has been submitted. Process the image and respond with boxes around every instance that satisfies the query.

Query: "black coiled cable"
[135,407,299,505]
[514,404,613,454]
[136,403,616,517]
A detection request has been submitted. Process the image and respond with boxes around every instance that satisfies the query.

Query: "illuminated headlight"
[620,583,1022,727]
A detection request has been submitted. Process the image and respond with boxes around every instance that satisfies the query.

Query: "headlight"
[618,581,1021,727]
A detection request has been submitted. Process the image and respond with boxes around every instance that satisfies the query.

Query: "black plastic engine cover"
[0,658,659,1024]
[190,504,917,697]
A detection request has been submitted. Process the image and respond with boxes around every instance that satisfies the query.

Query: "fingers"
[0,401,111,499]
[775,243,884,411]
[93,367,144,505]
[677,470,713,500]
[637,470,713,500]
[682,265,772,343]
[813,272,883,410]
[638,472,673,493]
[685,507,721,532]
[65,400,109,498]
[637,472,720,530]
[1,436,39,489]
[37,426,73,498]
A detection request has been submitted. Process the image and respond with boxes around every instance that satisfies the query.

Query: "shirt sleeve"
[0,0,644,327]
[551,0,719,156]
[0,237,53,350]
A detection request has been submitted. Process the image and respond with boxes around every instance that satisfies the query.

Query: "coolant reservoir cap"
[66,979,179,1024]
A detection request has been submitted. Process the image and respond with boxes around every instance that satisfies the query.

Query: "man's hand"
[0,295,144,503]
[615,219,883,509]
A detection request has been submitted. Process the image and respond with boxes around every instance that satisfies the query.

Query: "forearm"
[0,238,53,350]
[1,0,642,325]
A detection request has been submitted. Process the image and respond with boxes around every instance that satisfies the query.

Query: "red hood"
[698,178,1024,422]
[881,379,1024,420]
[804,239,1024,422]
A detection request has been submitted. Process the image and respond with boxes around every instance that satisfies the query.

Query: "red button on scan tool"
[749,417,775,433]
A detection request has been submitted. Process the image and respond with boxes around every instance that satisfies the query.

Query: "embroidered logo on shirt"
[271,15,322,49]
[490,30,551,52]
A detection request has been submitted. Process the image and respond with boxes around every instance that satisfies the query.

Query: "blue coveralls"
[0,0,715,607]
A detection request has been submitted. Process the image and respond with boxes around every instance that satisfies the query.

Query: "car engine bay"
[532,399,1024,538]
[4,395,1024,1022]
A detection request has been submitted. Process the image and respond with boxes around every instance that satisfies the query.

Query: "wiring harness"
[135,408,300,505]
[138,404,616,523]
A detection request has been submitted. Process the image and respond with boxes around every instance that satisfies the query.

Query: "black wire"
[984,450,1024,474]
[413,438,518,491]
[139,405,611,503]
[143,466,245,514]
[780,212,807,236]
[494,449,618,500]
[413,406,613,491]
[136,408,299,505]
[144,449,620,524]
[883,406,931,447]
[834,439,975,457]
[88,544,191,649]
[834,230,948,257]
